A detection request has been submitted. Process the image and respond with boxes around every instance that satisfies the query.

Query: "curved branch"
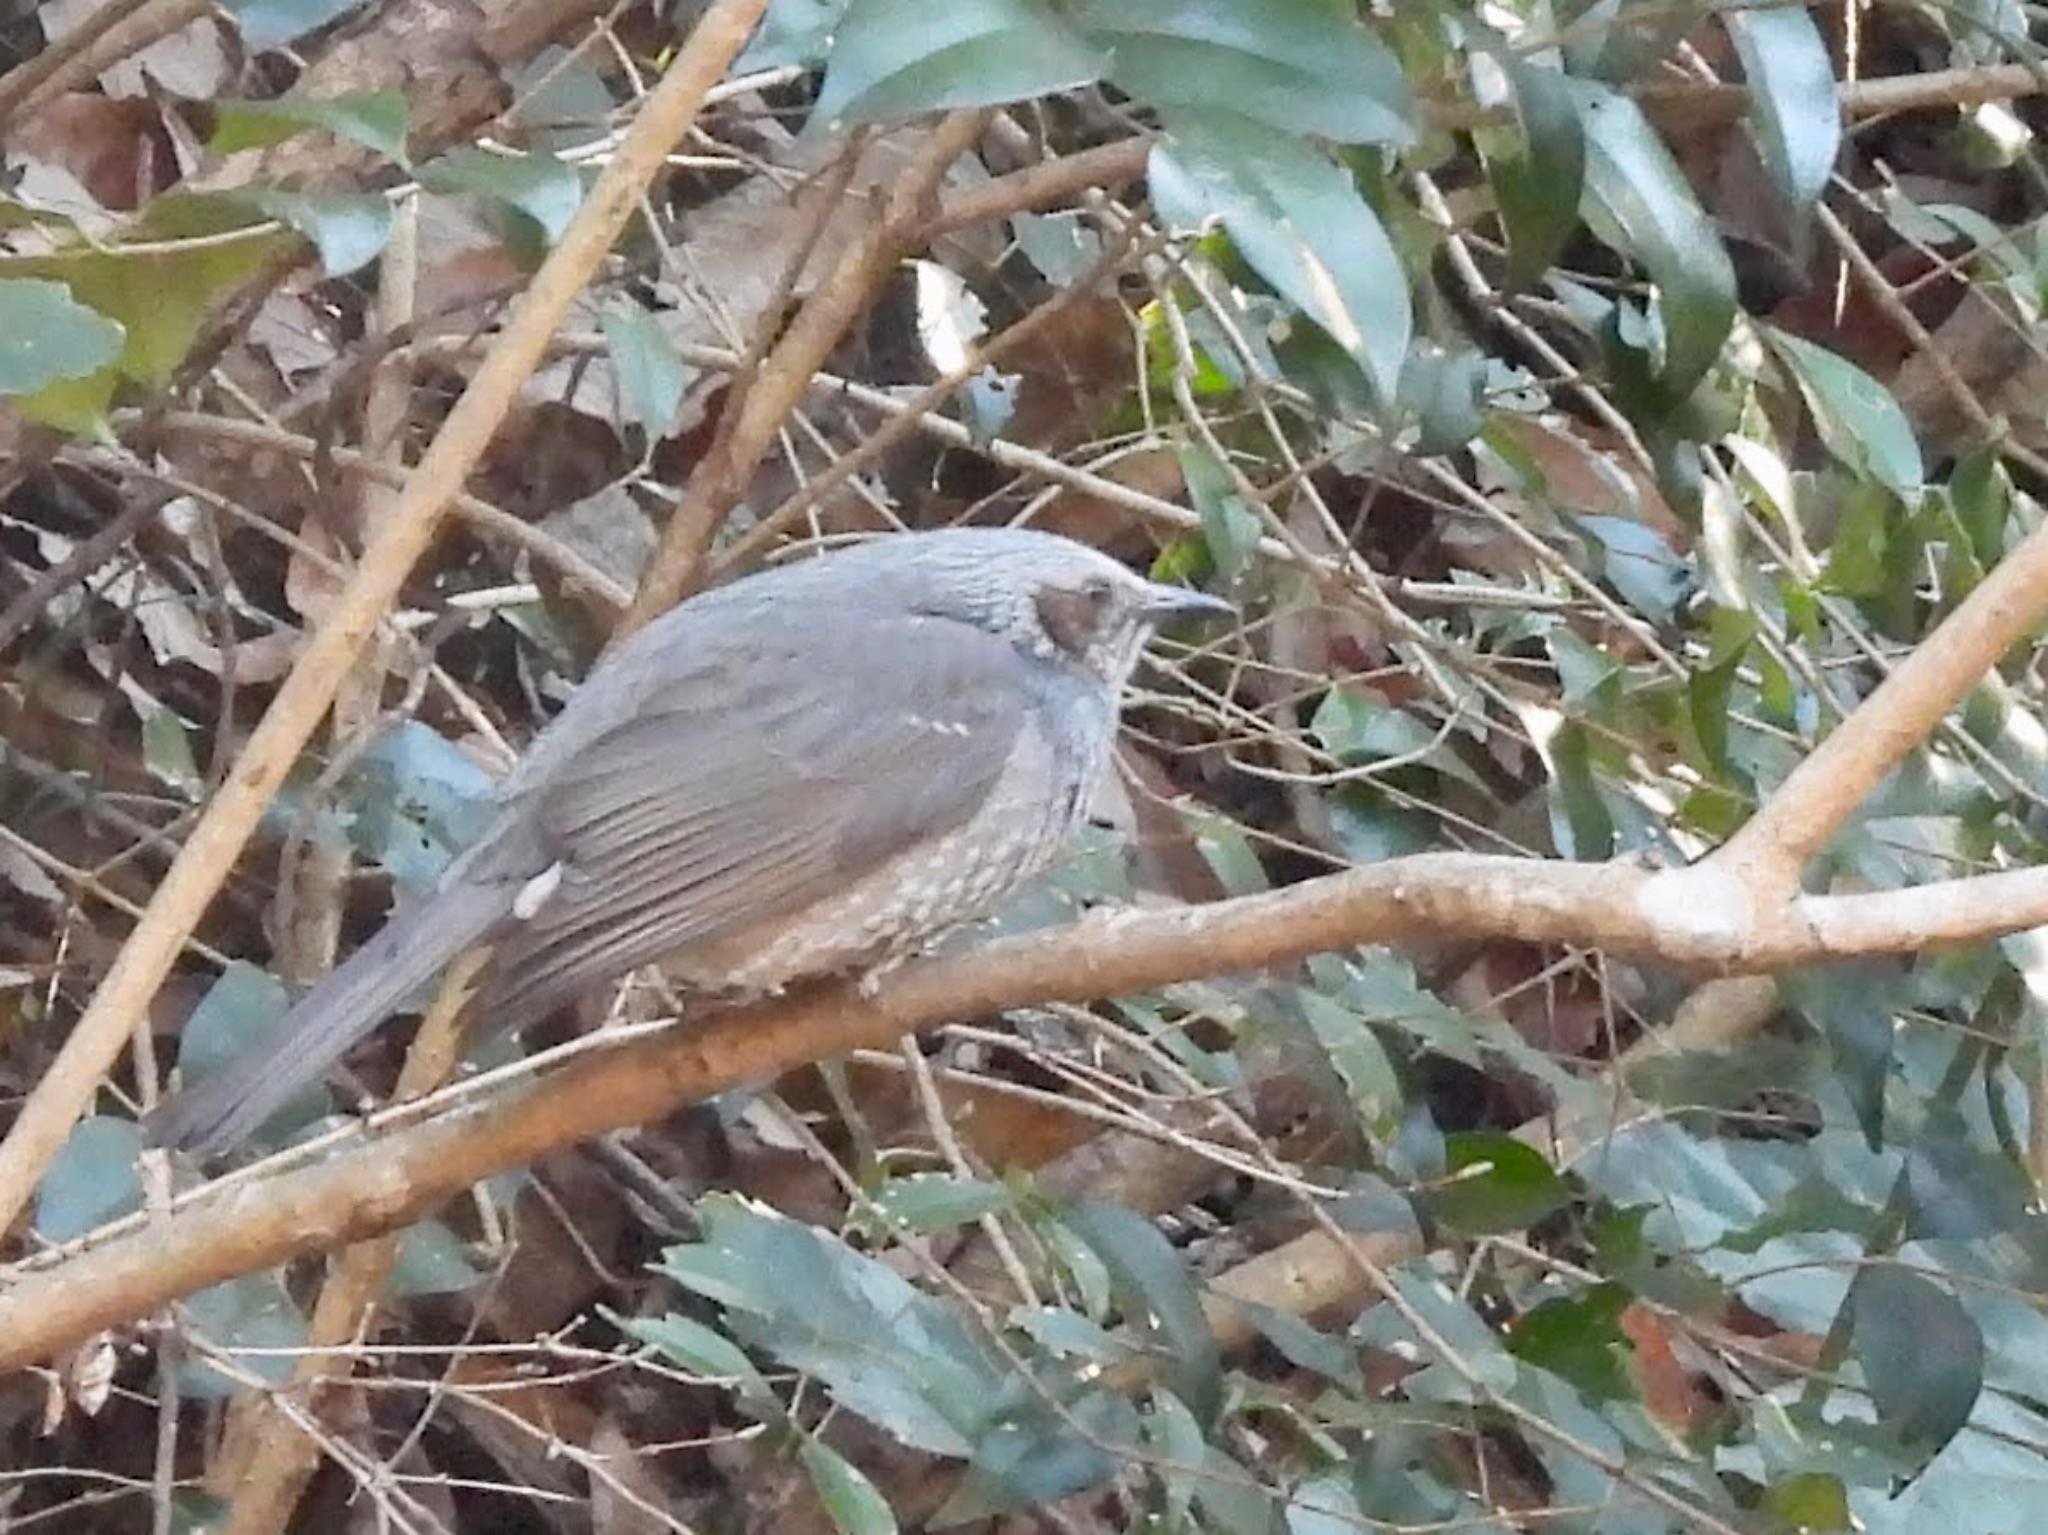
[4,849,2047,1372]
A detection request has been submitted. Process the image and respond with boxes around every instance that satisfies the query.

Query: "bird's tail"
[144,876,514,1160]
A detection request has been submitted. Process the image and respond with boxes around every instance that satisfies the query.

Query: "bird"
[144,527,1232,1158]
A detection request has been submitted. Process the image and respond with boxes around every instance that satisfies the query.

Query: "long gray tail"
[144,876,514,1160]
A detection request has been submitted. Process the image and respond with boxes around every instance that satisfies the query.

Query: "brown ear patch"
[1035,581,1114,656]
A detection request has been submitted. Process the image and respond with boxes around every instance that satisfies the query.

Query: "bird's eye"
[1036,578,1115,656]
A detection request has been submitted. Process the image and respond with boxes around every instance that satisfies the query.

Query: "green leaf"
[1571,512,1690,624]
[738,0,850,70]
[0,279,124,395]
[1726,6,1840,215]
[937,1387,1135,1523]
[1424,1131,1569,1236]
[1490,57,1585,290]
[176,962,289,1079]
[1850,1265,1983,1463]
[418,147,583,245]
[343,720,497,891]
[173,962,330,1143]
[658,1196,1014,1457]
[1152,113,1412,406]
[1763,1471,1852,1531]
[1504,1282,1634,1400]
[1297,991,1400,1137]
[1070,0,1412,144]
[619,1310,771,1396]
[1057,1201,1220,1423]
[1572,80,1737,400]
[601,302,689,439]
[209,90,409,163]
[176,1273,308,1400]
[3,193,292,416]
[1546,719,1615,861]
[252,189,393,276]
[36,1116,143,1242]
[812,0,1102,128]
[1780,964,1900,1151]
[1309,688,1488,792]
[869,1173,1010,1232]
[1176,440,1261,580]
[1285,1472,1366,1535]
[227,0,363,49]
[800,1438,899,1535]
[387,1219,484,1296]
[139,702,202,797]
[1768,329,1924,499]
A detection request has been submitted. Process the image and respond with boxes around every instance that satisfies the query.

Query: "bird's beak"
[1140,582,1235,622]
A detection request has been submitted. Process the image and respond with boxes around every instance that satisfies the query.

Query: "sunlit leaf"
[1072,0,1412,144]
[812,0,1101,128]
[1726,6,1840,215]
[1573,81,1736,400]
[0,278,124,395]
[1769,329,1924,500]
[1152,113,1412,405]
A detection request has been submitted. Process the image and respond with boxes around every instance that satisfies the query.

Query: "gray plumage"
[144,528,1228,1159]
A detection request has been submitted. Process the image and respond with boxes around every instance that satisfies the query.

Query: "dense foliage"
[6,0,2048,1530]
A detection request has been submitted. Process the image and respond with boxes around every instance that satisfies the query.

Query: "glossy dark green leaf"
[345,720,497,890]
[1491,57,1584,290]
[1071,0,1413,144]
[1726,7,1840,215]
[209,90,408,163]
[812,0,1101,128]
[1546,720,1615,861]
[1057,1200,1220,1423]
[1769,330,1924,499]
[1152,113,1411,405]
[1850,1265,1983,1461]
[1284,1472,1367,1535]
[1504,1282,1634,1400]
[1572,80,1736,400]
[0,278,124,396]
[1309,689,1488,792]
[36,1116,143,1243]
[138,701,201,797]
[1424,1132,1568,1236]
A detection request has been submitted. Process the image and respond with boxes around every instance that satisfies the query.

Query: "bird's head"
[873,527,1233,687]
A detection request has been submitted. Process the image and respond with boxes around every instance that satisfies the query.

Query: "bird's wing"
[480,610,1031,1021]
